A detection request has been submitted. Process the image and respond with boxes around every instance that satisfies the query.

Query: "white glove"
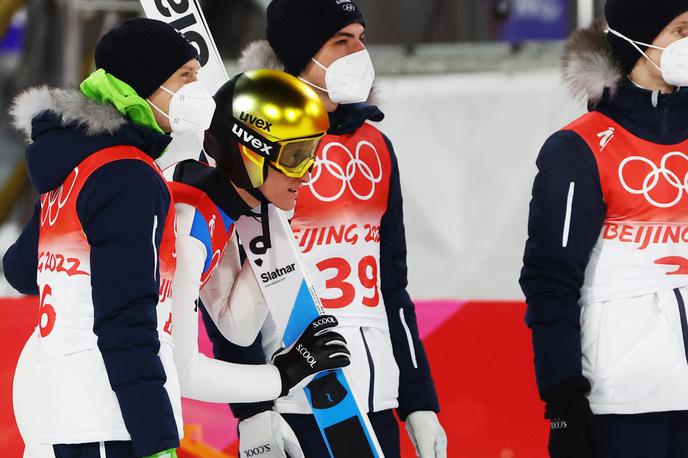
[405,411,448,458]
[238,411,304,458]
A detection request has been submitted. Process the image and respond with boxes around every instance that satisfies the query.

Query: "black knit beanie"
[266,0,365,76]
[606,0,688,74]
[95,18,199,98]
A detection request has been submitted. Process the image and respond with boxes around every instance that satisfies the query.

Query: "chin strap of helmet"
[246,186,273,253]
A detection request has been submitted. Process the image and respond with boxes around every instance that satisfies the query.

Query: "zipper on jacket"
[400,309,419,369]
[659,91,671,137]
[674,288,688,365]
[359,328,375,412]
[562,182,575,248]
[152,214,159,279]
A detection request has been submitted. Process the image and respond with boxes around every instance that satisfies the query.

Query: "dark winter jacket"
[520,21,688,401]
[4,87,178,454]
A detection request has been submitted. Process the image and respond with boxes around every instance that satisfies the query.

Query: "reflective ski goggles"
[237,131,324,187]
[271,134,323,177]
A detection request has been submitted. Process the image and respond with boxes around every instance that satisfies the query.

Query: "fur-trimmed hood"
[9,86,170,193]
[561,21,688,146]
[237,40,383,131]
[562,20,625,104]
[238,40,289,75]
[10,86,128,141]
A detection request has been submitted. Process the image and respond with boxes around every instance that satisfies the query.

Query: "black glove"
[272,315,350,396]
[543,377,602,458]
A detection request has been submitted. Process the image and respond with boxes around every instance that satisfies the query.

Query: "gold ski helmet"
[205,69,329,189]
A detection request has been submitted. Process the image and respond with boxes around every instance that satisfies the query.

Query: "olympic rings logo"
[618,152,688,208]
[40,168,79,226]
[307,141,383,202]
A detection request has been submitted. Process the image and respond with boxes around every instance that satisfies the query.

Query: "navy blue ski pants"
[596,411,688,457]
[283,409,401,458]
[53,441,135,458]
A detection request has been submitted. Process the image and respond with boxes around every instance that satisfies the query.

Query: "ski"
[236,206,383,458]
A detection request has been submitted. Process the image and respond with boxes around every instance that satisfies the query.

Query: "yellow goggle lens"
[272,157,315,178]
[241,135,323,184]
[272,136,322,178]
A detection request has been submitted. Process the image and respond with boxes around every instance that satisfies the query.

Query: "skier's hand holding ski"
[272,315,350,396]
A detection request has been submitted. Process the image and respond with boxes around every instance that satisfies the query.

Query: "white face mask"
[148,81,216,133]
[300,49,375,104]
[607,27,688,87]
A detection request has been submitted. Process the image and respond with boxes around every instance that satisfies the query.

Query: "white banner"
[374,69,586,300]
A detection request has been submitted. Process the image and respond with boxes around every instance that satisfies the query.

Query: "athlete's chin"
[274,192,298,211]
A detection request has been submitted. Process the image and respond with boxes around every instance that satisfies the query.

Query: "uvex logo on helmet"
[240,112,273,132]
[231,124,274,156]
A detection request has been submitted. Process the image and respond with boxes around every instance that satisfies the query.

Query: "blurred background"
[0,1,607,457]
